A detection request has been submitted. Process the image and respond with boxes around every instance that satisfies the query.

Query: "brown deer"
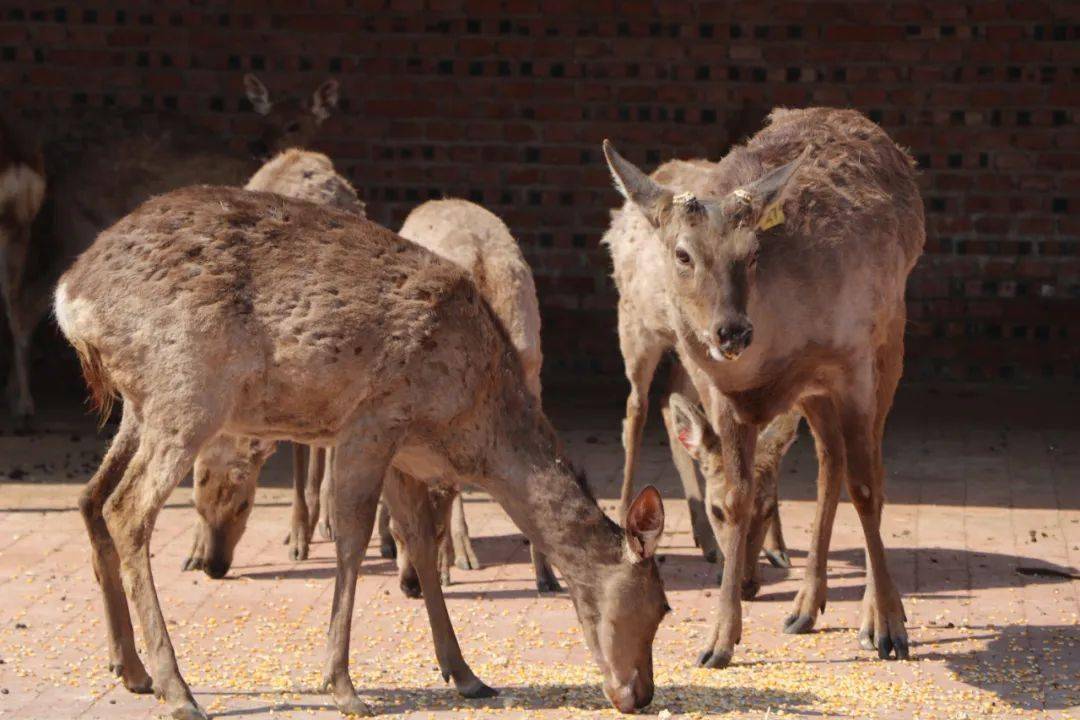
[8,74,337,419]
[0,112,46,421]
[57,185,668,718]
[603,107,923,668]
[663,360,796,576]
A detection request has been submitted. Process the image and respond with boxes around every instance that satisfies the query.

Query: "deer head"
[603,140,808,363]
[191,435,275,578]
[570,485,669,712]
[243,74,339,160]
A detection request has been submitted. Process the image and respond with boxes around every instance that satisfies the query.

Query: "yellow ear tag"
[757,201,785,231]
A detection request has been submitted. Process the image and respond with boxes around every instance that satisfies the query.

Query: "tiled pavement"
[0,386,1077,719]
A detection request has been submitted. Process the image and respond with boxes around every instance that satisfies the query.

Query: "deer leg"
[1,236,36,421]
[531,545,561,594]
[450,491,480,571]
[782,395,843,635]
[697,404,756,669]
[320,431,394,715]
[304,446,324,541]
[181,518,209,573]
[390,510,423,599]
[317,446,335,540]
[437,492,454,585]
[376,499,396,559]
[853,316,908,656]
[105,422,216,720]
[763,507,791,568]
[661,400,719,564]
[617,327,663,519]
[288,445,323,561]
[77,408,151,694]
[839,396,908,659]
[382,470,497,699]
[286,444,309,555]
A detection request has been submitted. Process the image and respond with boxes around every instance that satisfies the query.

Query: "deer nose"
[204,559,230,579]
[716,321,753,351]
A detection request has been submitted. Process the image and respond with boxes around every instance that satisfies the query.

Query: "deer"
[0,112,47,421]
[663,360,797,579]
[56,185,669,719]
[6,74,337,420]
[602,107,924,669]
[181,155,559,593]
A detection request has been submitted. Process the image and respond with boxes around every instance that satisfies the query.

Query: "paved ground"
[0,386,1077,719]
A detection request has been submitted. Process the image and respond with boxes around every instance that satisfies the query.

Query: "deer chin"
[707,344,741,362]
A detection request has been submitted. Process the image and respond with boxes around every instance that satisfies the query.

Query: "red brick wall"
[2,1,1076,383]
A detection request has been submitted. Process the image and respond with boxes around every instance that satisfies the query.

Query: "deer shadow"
[201,681,819,717]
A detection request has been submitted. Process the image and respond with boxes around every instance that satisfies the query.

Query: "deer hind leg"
[104,413,222,720]
[382,469,497,699]
[661,400,719,564]
[321,428,396,715]
[853,317,908,657]
[782,394,843,635]
[77,407,151,694]
[449,491,480,571]
[698,406,756,669]
[617,323,664,519]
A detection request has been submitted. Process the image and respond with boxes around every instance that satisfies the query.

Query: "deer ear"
[311,79,339,123]
[603,139,673,228]
[244,74,272,115]
[625,485,665,560]
[729,146,811,229]
[667,392,711,460]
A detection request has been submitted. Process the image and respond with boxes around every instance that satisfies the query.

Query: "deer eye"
[674,247,693,267]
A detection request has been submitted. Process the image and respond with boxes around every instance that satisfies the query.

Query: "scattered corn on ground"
[1,388,1077,719]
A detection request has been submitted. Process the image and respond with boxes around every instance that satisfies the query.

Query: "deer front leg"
[321,433,393,715]
[286,444,315,560]
[181,519,209,573]
[317,446,335,540]
[783,395,843,635]
[376,500,396,559]
[382,470,497,699]
[617,323,663,519]
[698,408,756,669]
[78,409,152,694]
[762,508,791,568]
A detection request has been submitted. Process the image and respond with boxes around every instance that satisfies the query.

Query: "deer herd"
[0,73,924,718]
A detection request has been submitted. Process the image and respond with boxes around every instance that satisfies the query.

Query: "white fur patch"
[0,163,46,225]
[53,281,93,342]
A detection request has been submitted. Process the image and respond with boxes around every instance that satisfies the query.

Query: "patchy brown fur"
[604,107,923,668]
[57,186,668,718]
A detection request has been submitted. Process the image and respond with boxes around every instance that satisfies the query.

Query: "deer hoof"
[334,693,370,716]
[877,631,910,660]
[379,538,397,560]
[110,663,153,694]
[536,576,562,594]
[180,556,202,572]
[764,548,791,569]
[167,701,209,720]
[782,612,816,635]
[740,578,761,601]
[696,647,732,669]
[318,520,334,541]
[458,677,498,699]
[399,577,422,599]
[858,628,876,651]
[701,547,718,564]
[289,543,309,562]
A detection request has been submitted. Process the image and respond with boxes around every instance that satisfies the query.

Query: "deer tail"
[71,339,117,427]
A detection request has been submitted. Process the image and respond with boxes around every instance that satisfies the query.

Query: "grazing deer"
[394,198,560,594]
[8,74,337,419]
[663,360,795,574]
[0,113,46,421]
[57,186,668,718]
[603,107,924,668]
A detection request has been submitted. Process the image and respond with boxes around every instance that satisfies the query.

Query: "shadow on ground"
[201,682,818,717]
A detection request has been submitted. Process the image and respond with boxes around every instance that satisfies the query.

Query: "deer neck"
[481,419,625,587]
